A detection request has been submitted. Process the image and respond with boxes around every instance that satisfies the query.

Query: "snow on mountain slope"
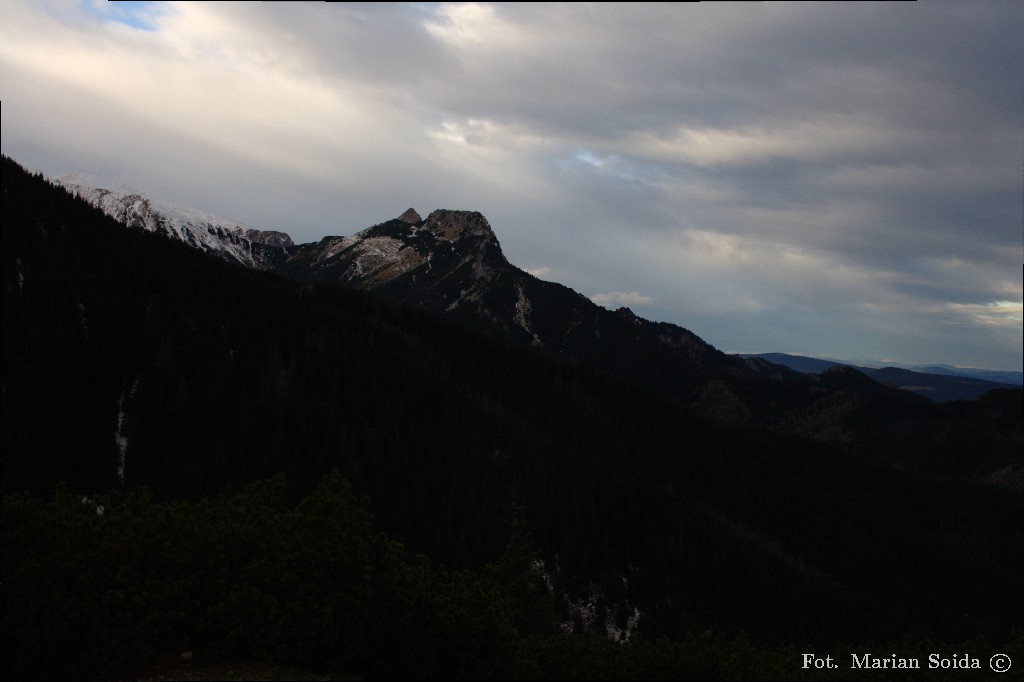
[55,173,293,268]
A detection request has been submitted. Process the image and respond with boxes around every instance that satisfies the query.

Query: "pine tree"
[499,504,558,636]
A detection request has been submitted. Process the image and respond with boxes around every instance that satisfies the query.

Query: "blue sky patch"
[83,1,161,31]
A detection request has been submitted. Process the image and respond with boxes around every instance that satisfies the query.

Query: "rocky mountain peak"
[397,208,422,224]
[423,209,496,243]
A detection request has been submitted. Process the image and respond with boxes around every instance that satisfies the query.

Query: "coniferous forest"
[2,155,1023,679]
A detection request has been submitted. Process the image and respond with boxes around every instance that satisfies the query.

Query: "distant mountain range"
[741,353,1021,402]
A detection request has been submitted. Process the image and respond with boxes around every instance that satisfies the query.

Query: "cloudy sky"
[2,1,1021,370]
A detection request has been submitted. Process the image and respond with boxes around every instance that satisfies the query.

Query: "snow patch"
[55,175,293,268]
[514,281,543,346]
[78,302,89,340]
[316,235,362,263]
[115,377,140,482]
[336,235,426,285]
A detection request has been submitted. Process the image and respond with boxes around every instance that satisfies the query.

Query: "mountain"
[896,363,1022,386]
[42,170,1024,483]
[274,208,781,395]
[271,209,1022,482]
[44,174,800,408]
[742,352,1019,402]
[867,366,1018,402]
[737,352,864,375]
[4,155,1024,677]
[55,172,293,268]
[52,173,1021,398]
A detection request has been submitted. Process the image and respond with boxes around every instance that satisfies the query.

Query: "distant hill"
[741,352,1020,402]
[901,363,1022,386]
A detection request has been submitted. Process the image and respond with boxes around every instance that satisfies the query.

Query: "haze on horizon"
[1,1,1021,371]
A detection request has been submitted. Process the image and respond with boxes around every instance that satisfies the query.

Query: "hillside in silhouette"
[4,154,1023,678]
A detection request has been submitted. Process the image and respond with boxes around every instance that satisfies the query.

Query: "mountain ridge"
[742,352,1021,401]
[54,172,294,268]
[276,207,762,385]
[42,168,1023,484]
[42,174,786,388]
[53,172,1017,383]
[270,207,1022,483]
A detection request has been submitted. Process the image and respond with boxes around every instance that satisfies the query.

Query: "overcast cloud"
[2,1,1021,370]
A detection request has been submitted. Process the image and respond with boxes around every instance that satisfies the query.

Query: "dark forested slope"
[3,155,1022,666]
[274,209,1023,484]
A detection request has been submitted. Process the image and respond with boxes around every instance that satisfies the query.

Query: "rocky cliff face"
[277,208,510,308]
